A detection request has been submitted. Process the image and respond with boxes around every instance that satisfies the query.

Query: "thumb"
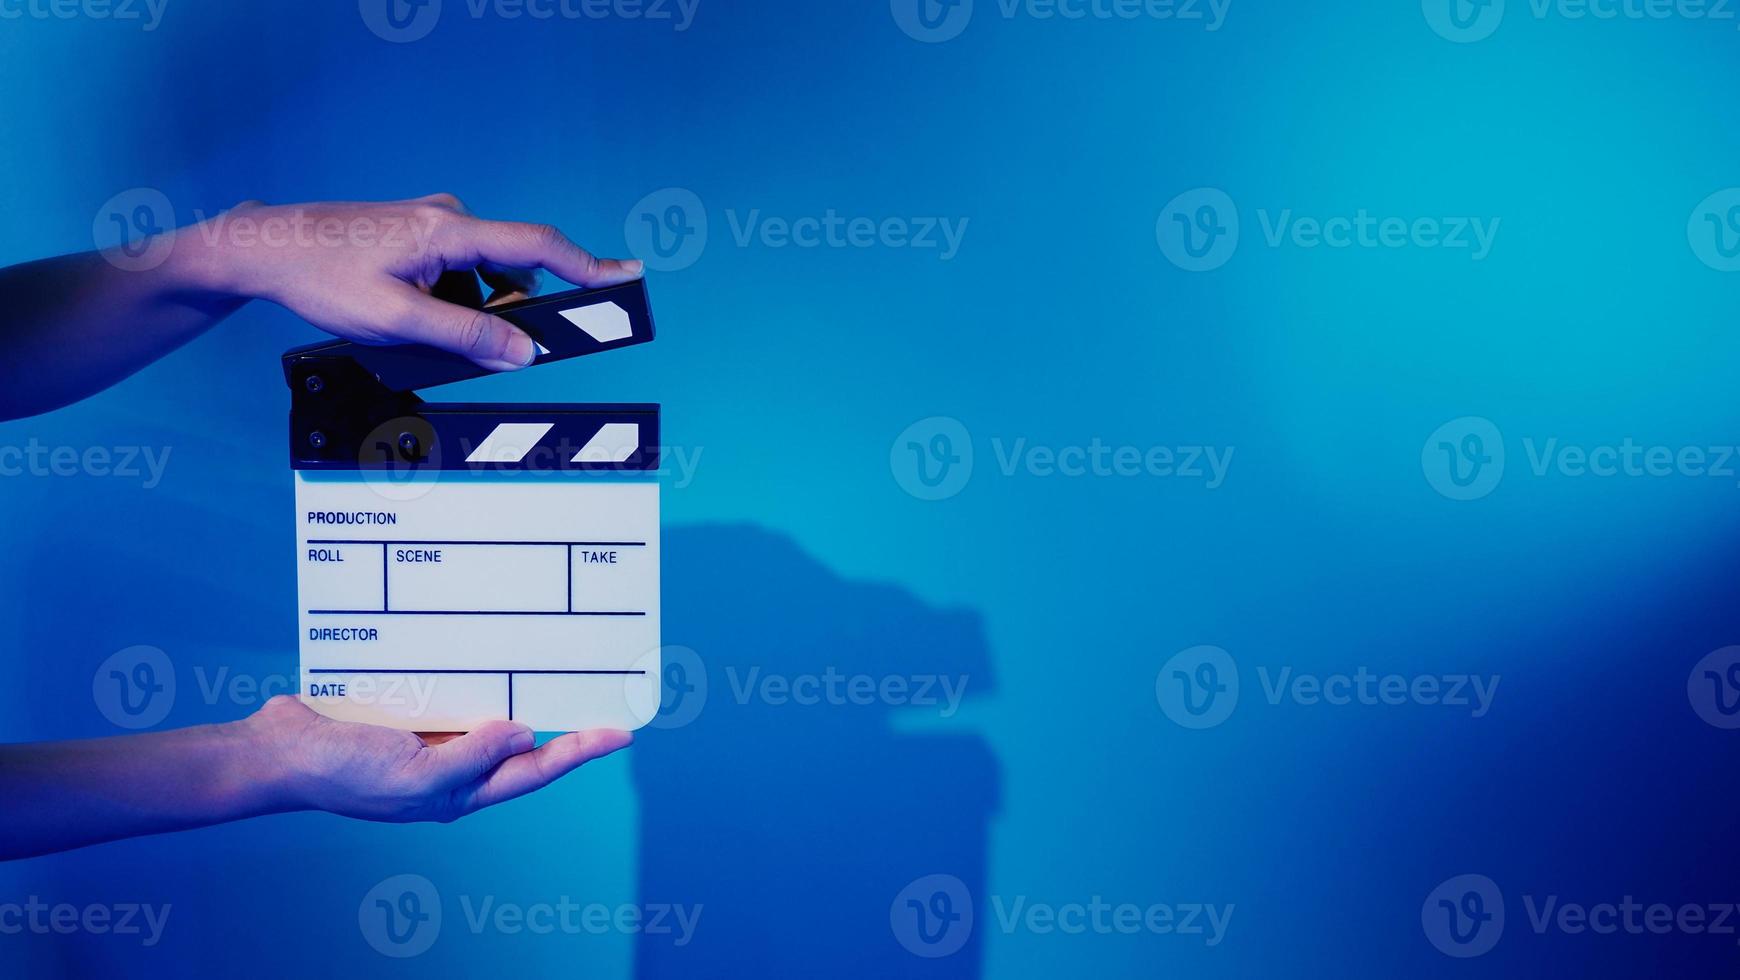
[390,285,538,372]
[420,720,536,789]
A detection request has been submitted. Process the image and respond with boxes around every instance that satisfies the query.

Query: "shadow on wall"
[634,524,1000,977]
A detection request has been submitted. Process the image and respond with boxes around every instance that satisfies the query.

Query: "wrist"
[220,708,314,817]
[157,212,262,303]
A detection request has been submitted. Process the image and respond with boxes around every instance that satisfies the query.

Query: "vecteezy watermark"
[1422,874,1505,957]
[0,898,172,948]
[890,417,1232,501]
[1421,416,1504,500]
[637,645,707,729]
[1421,0,1507,41]
[1423,416,1740,500]
[92,191,447,274]
[360,875,442,958]
[1689,188,1740,272]
[0,0,168,30]
[1688,646,1740,729]
[625,188,708,272]
[93,645,176,730]
[890,417,974,501]
[1157,188,1500,271]
[93,187,177,272]
[187,206,440,257]
[987,896,1233,945]
[210,667,437,718]
[726,210,968,261]
[1424,0,1740,43]
[1423,873,1740,957]
[92,645,440,730]
[1156,646,1500,729]
[454,895,700,946]
[726,667,969,717]
[0,440,172,489]
[889,875,1232,958]
[634,647,969,729]
[1520,895,1740,945]
[350,416,704,505]
[892,875,975,958]
[624,188,968,271]
[890,0,1228,43]
[1155,188,1239,271]
[359,0,698,43]
[1154,645,1239,729]
[358,874,701,958]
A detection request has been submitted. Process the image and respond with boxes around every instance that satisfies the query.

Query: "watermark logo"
[190,205,440,254]
[1689,189,1740,272]
[891,874,974,958]
[93,187,176,273]
[1422,416,1505,500]
[991,896,1233,943]
[893,420,1230,500]
[725,210,968,260]
[92,645,175,730]
[0,439,172,488]
[456,895,700,943]
[892,416,974,501]
[1429,0,1740,41]
[631,646,968,725]
[626,189,966,267]
[1423,874,1505,957]
[360,874,442,958]
[0,898,171,947]
[626,187,708,272]
[1256,209,1498,258]
[726,666,969,717]
[93,647,441,727]
[1160,192,1501,269]
[1423,0,1504,41]
[1425,876,1740,954]
[1158,648,1499,728]
[0,0,168,30]
[1688,645,1740,729]
[360,874,699,953]
[361,0,695,41]
[1157,188,1239,272]
[358,0,442,41]
[891,0,974,41]
[1424,419,1740,496]
[357,416,444,503]
[1155,645,1239,729]
[641,644,707,729]
[890,876,1231,955]
[893,0,1227,40]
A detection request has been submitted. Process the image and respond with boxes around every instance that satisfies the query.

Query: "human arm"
[0,695,630,861]
[0,194,642,421]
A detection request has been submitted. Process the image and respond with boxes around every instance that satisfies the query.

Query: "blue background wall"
[4,0,1740,974]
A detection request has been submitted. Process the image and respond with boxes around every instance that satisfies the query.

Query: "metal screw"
[308,431,327,449]
[305,375,325,393]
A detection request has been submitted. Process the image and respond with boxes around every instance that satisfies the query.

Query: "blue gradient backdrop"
[3,0,1740,975]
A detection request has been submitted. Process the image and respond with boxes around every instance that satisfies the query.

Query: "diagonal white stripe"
[465,422,555,463]
[559,301,633,343]
[571,423,640,464]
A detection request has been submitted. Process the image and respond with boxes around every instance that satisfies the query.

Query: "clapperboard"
[283,276,661,732]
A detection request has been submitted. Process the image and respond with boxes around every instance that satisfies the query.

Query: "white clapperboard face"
[284,280,662,733]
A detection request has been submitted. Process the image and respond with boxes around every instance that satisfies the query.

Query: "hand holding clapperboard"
[285,273,662,733]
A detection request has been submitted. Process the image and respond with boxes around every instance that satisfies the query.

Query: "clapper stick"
[284,276,664,734]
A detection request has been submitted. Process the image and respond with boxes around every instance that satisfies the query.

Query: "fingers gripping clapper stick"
[283,277,662,733]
